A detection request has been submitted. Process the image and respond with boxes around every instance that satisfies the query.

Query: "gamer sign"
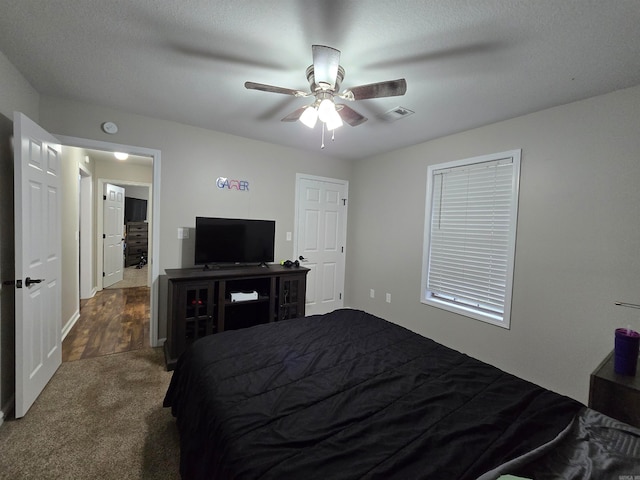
[216,177,249,191]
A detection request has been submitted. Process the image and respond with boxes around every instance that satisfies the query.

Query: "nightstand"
[589,351,640,428]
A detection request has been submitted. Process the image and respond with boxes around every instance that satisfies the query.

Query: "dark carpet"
[0,347,180,479]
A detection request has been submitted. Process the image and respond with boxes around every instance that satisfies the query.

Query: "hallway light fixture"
[114,152,129,160]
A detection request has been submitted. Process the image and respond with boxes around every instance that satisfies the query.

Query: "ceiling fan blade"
[344,79,407,100]
[172,44,285,70]
[312,45,340,89]
[245,81,306,96]
[281,106,307,122]
[336,104,368,127]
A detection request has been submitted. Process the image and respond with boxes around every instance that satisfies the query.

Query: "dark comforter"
[164,309,581,479]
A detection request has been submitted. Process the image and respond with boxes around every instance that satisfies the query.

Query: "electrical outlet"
[370,289,375,299]
[178,227,189,239]
[386,293,391,303]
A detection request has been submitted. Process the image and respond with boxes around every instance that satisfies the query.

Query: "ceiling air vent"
[381,106,415,122]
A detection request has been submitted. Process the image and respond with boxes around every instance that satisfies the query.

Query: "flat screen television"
[194,217,275,266]
[125,197,147,222]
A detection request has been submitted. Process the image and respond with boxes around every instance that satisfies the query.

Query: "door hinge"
[103,195,106,200]
[342,198,347,206]
[339,293,342,300]
[341,246,344,253]
[102,272,105,277]
[103,234,106,239]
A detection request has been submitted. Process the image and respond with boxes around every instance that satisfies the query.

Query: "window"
[421,150,521,328]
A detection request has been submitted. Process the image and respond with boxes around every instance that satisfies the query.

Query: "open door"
[103,183,125,288]
[14,112,62,418]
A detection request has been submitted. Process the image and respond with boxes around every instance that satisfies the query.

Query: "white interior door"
[103,183,125,288]
[295,174,348,316]
[14,112,62,418]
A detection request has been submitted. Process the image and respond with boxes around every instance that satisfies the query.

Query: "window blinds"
[427,157,515,317]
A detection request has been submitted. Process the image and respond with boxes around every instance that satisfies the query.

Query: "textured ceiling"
[1,0,639,161]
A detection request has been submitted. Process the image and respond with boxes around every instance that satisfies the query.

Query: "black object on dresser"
[125,221,148,267]
[589,350,640,428]
[163,265,309,370]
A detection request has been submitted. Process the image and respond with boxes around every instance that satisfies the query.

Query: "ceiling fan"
[245,45,407,145]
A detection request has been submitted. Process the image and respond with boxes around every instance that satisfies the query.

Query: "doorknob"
[298,256,308,262]
[25,277,45,287]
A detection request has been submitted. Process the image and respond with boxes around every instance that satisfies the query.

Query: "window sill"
[421,296,510,329]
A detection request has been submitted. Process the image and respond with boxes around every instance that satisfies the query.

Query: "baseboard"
[0,394,15,427]
[62,309,80,340]
[80,287,97,301]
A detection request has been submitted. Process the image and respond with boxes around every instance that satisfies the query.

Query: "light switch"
[178,227,189,239]
[286,232,292,241]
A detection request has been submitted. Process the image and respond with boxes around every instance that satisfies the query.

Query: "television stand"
[202,262,271,271]
[163,264,309,370]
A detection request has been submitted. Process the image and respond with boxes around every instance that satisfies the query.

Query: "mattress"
[164,309,590,479]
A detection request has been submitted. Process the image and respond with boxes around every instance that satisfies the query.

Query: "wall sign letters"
[216,177,249,191]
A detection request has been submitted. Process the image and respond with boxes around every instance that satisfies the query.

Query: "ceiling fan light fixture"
[299,106,318,128]
[325,109,343,131]
[317,98,336,123]
[312,45,340,89]
[245,45,407,147]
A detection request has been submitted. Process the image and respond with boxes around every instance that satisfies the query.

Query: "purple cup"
[614,328,640,376]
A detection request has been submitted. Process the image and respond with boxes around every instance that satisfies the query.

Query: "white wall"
[38,96,354,271]
[38,96,354,340]
[346,85,640,404]
[60,147,83,335]
[123,185,149,201]
[0,51,39,121]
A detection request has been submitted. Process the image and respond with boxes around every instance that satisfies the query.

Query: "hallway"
[62,286,150,362]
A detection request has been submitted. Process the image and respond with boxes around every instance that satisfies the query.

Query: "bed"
[164,308,640,479]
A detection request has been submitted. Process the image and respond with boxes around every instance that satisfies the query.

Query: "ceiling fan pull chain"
[332,129,336,142]
[321,123,325,149]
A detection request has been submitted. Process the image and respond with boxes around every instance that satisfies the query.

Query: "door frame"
[294,173,349,314]
[56,135,161,348]
[98,179,151,288]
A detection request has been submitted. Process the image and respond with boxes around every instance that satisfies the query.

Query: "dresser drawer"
[127,223,148,233]
[127,243,147,255]
[127,237,148,247]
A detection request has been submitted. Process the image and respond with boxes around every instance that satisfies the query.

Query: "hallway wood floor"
[62,286,150,362]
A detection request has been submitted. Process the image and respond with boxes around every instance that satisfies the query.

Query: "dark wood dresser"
[163,265,309,370]
[125,221,148,267]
